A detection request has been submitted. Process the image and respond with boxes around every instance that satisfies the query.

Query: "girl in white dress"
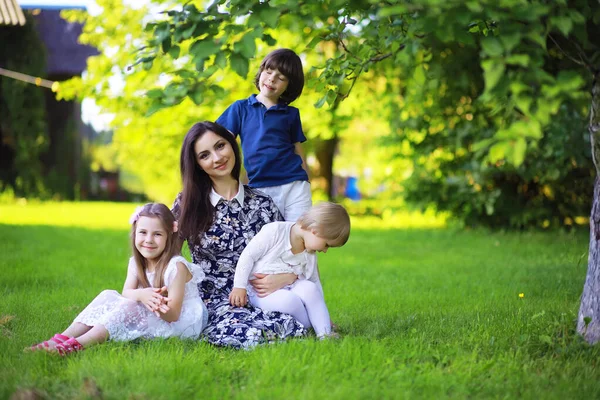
[28,203,208,356]
[228,202,350,338]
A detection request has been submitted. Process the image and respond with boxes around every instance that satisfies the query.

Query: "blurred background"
[1,0,597,229]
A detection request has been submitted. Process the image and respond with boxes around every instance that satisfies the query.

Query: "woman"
[172,121,305,348]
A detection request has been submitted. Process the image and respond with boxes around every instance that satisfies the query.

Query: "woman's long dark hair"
[178,121,241,241]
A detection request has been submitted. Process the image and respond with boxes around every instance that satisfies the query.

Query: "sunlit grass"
[0,201,447,230]
[0,201,141,229]
[1,201,598,399]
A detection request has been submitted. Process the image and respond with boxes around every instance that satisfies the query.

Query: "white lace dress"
[74,256,208,341]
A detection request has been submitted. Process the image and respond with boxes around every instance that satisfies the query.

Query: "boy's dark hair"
[254,48,304,104]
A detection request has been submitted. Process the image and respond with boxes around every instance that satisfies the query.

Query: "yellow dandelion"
[519,293,525,298]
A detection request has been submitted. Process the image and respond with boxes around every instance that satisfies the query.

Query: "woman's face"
[193,130,235,179]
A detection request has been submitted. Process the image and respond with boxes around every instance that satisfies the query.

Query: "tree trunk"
[315,136,339,200]
[577,69,600,343]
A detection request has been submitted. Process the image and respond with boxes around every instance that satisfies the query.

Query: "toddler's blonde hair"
[297,202,350,247]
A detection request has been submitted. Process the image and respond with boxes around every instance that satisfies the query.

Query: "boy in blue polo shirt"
[216,48,311,221]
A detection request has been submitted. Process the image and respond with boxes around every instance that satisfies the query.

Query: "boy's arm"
[294,142,308,174]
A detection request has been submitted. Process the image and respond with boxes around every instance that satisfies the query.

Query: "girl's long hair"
[130,203,180,288]
[178,121,241,241]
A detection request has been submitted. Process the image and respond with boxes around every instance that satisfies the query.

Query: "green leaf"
[210,85,226,97]
[511,120,542,139]
[481,60,505,92]
[154,22,170,42]
[568,10,585,24]
[194,56,206,72]
[550,16,573,36]
[314,94,327,108]
[325,89,337,106]
[505,54,530,67]
[512,137,527,166]
[259,6,280,28]
[514,95,532,116]
[510,81,531,96]
[499,32,521,51]
[146,88,163,99]
[306,35,323,50]
[168,45,180,59]
[189,88,204,105]
[262,33,276,46]
[163,83,187,98]
[214,52,227,69]
[525,30,547,50]
[161,36,171,53]
[180,23,197,40]
[190,39,221,59]
[466,2,483,12]
[481,37,504,57]
[413,66,426,85]
[173,69,195,79]
[230,52,249,78]
[378,5,408,17]
[146,101,165,117]
[472,138,495,152]
[535,98,561,123]
[489,141,508,162]
[234,33,257,59]
[556,70,585,91]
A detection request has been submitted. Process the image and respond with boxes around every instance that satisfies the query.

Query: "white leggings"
[249,279,331,337]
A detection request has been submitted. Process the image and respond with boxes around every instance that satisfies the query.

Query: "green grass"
[1,202,599,399]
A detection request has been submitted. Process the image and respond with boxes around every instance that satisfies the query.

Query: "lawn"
[1,201,599,399]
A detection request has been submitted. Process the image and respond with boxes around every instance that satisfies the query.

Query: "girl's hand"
[153,287,171,316]
[139,287,170,316]
[229,288,248,307]
[250,273,297,297]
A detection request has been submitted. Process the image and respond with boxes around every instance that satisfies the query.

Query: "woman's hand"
[229,288,248,307]
[250,273,297,297]
[138,287,170,317]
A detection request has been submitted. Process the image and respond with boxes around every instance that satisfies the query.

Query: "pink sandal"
[28,333,70,352]
[55,337,84,356]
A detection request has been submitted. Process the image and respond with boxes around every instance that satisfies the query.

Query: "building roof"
[18,0,88,10]
[0,0,26,25]
[34,9,99,76]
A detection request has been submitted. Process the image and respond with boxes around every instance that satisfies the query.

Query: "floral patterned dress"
[172,186,306,349]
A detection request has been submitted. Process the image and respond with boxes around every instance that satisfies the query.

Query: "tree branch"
[549,34,595,74]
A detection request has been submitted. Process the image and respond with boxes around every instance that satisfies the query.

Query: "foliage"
[1,202,598,398]
[391,35,595,228]
[54,0,600,226]
[56,1,393,204]
[0,16,49,197]
[126,0,600,227]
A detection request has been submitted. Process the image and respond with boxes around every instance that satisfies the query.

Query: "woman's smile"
[193,131,236,177]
